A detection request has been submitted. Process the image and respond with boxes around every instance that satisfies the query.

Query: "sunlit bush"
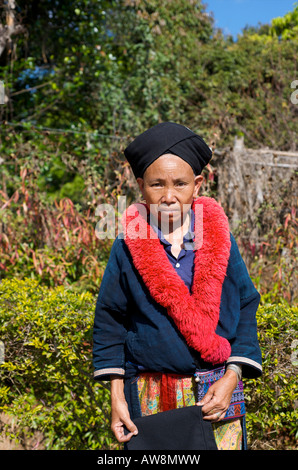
[245,299,298,450]
[0,278,116,450]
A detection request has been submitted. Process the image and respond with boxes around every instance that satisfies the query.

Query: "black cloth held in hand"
[124,122,212,178]
[125,405,218,451]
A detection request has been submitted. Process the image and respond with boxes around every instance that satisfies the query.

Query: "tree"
[269,3,298,39]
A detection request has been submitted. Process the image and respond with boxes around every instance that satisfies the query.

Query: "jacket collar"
[121,196,232,365]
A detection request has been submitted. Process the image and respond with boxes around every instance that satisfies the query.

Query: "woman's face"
[136,154,203,230]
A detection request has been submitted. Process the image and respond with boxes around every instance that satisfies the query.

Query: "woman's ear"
[193,175,204,198]
[136,177,145,197]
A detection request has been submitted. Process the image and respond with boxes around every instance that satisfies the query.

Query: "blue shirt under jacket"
[93,210,262,381]
[150,209,196,291]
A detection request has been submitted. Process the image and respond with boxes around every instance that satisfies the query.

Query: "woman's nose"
[161,188,176,204]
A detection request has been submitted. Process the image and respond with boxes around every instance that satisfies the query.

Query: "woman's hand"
[196,369,238,422]
[110,376,138,443]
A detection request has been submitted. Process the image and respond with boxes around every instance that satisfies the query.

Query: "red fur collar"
[121,196,232,365]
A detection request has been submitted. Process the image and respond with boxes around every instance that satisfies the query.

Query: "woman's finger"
[112,419,138,443]
[202,409,225,422]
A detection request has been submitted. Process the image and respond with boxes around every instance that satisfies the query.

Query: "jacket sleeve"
[93,236,130,381]
[225,233,262,378]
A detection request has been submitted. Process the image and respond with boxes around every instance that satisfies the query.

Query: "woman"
[93,122,262,450]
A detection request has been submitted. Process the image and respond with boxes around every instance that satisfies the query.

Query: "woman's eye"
[150,182,187,187]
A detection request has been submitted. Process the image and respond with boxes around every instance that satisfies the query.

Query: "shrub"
[0,278,117,450]
[244,298,298,450]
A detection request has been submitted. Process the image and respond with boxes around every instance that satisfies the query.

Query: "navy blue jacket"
[93,218,262,381]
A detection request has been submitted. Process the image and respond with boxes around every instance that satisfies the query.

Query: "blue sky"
[205,0,297,39]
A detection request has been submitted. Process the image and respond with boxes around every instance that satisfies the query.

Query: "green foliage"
[2,0,297,149]
[244,299,298,450]
[269,3,298,39]
[0,278,117,450]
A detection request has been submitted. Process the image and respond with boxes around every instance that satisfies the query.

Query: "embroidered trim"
[226,356,262,372]
[121,196,232,365]
[94,367,125,378]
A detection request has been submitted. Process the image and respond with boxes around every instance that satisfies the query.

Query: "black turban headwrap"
[124,122,212,178]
